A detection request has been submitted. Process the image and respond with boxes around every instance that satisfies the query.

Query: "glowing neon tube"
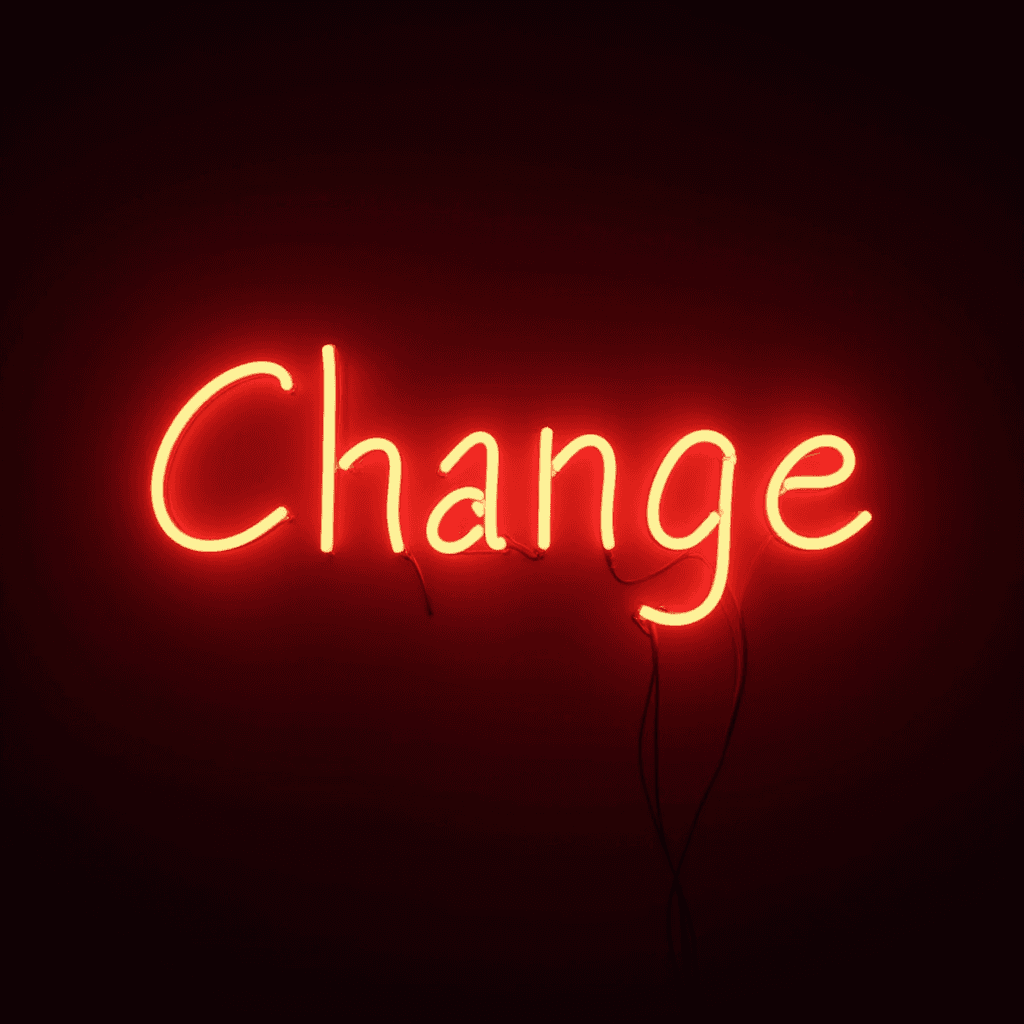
[151,361,294,552]
[537,428,617,550]
[339,437,406,553]
[320,344,338,553]
[426,486,486,554]
[639,430,736,627]
[765,434,872,550]
[427,431,506,553]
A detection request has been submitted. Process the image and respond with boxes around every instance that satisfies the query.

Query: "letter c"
[150,361,294,552]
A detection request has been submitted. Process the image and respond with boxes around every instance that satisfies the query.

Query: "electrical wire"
[461,535,544,559]
[610,538,777,975]
[405,525,771,972]
[401,550,433,616]
[401,534,542,616]
[633,615,697,975]
[605,549,692,585]
[502,535,545,560]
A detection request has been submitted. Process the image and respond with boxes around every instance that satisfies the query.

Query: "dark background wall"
[4,10,1020,1018]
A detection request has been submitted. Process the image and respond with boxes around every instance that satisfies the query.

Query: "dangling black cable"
[673,584,745,871]
[634,613,693,974]
[670,537,777,883]
[401,550,433,617]
[663,578,745,977]
[502,535,544,560]
[462,536,543,560]
[410,535,540,615]
[606,549,692,585]
[611,538,777,976]
[634,616,670,865]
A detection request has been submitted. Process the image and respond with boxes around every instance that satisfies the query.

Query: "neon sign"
[151,345,872,625]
